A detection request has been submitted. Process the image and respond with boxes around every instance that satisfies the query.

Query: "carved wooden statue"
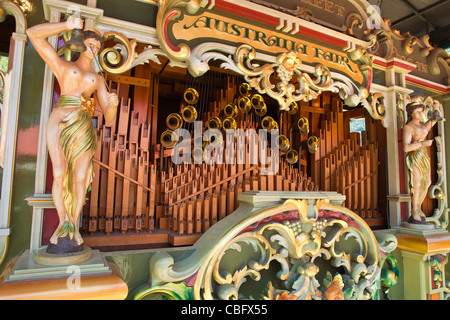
[402,101,441,224]
[26,18,119,248]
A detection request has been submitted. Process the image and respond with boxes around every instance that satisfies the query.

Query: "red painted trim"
[239,210,299,234]
[391,61,416,72]
[213,0,348,48]
[373,58,416,72]
[297,26,348,48]
[164,11,181,52]
[367,68,372,92]
[405,75,450,94]
[214,0,279,27]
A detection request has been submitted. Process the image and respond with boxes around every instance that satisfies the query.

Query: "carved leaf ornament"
[235,45,332,112]
[134,198,397,300]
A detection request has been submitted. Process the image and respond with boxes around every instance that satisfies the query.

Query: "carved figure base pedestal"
[0,249,128,300]
[401,221,436,231]
[34,246,92,266]
[33,235,92,265]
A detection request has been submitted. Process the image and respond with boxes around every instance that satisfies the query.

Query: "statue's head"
[83,29,104,53]
[406,102,424,123]
[71,28,104,61]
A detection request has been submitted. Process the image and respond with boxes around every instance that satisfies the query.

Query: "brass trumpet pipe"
[289,101,298,115]
[166,113,183,130]
[238,96,252,114]
[223,117,237,130]
[182,105,197,123]
[286,149,299,164]
[160,129,178,149]
[239,83,251,96]
[298,117,309,136]
[224,103,238,118]
[206,117,222,130]
[250,94,264,109]
[184,88,199,105]
[261,116,278,131]
[276,134,290,152]
[255,104,267,117]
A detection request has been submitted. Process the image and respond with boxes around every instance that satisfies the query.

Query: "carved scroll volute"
[427,48,450,78]
[156,0,198,64]
[396,93,406,129]
[366,92,386,121]
[98,31,138,74]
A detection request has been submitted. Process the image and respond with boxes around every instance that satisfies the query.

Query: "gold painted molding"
[396,233,450,255]
[0,260,128,300]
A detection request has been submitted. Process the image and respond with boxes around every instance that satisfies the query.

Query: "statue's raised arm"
[26,18,83,82]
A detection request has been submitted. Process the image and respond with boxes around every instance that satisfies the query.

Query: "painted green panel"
[0,0,47,274]
[97,0,157,27]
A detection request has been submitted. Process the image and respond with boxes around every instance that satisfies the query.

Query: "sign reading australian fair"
[183,15,308,54]
[170,11,362,84]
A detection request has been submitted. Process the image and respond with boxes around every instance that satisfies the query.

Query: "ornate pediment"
[153,0,389,120]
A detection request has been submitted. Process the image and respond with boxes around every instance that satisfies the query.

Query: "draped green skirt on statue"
[54,95,97,240]
[405,146,430,214]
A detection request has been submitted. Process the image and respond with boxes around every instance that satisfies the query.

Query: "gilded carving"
[428,255,448,291]
[98,31,163,74]
[235,45,332,111]
[133,197,398,300]
[396,92,406,130]
[366,92,386,121]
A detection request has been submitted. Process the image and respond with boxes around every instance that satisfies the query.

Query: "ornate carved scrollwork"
[366,92,386,120]
[396,93,406,129]
[57,27,164,74]
[235,45,332,112]
[133,196,398,300]
[99,31,163,74]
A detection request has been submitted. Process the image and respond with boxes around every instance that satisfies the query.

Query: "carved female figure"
[27,18,119,245]
[402,101,439,224]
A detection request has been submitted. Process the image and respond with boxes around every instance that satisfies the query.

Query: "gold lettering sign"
[300,0,345,16]
[172,12,362,84]
[156,0,377,115]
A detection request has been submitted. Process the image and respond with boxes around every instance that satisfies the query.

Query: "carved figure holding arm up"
[402,101,440,224]
[27,17,119,247]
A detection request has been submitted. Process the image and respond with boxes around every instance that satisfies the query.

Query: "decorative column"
[0,0,27,266]
[379,58,415,228]
[396,230,450,300]
[394,91,450,300]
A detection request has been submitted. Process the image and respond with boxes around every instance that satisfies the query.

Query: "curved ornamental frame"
[0,0,27,266]
[132,191,398,300]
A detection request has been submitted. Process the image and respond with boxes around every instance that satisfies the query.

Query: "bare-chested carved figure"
[403,101,440,224]
[27,18,118,245]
